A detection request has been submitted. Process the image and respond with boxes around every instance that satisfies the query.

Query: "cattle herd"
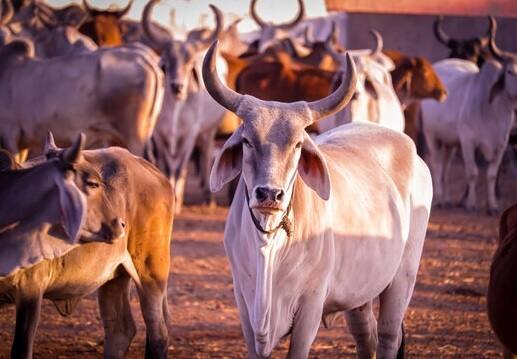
[0,0,515,358]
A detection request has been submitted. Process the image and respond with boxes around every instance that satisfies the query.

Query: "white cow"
[421,35,517,214]
[320,33,405,133]
[203,42,432,358]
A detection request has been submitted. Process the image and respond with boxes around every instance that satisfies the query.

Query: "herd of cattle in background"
[0,0,516,357]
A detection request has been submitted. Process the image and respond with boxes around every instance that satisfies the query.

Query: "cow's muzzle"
[81,217,126,243]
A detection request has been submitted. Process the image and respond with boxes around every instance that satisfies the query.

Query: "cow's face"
[160,41,198,100]
[91,14,123,46]
[44,135,126,243]
[504,61,517,102]
[447,38,487,65]
[205,42,356,232]
[410,57,448,102]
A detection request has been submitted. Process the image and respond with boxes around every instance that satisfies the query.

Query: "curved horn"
[303,25,311,45]
[249,0,267,28]
[191,4,224,50]
[307,53,357,122]
[142,0,170,50]
[488,16,516,62]
[434,16,451,46]
[62,133,86,165]
[0,0,14,27]
[481,14,496,43]
[280,0,305,29]
[202,41,243,113]
[369,29,382,55]
[326,21,339,47]
[112,0,133,18]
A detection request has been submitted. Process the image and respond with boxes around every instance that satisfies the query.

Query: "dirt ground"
[0,157,516,358]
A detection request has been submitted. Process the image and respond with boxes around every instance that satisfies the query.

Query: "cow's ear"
[210,127,243,192]
[298,132,330,200]
[489,71,505,104]
[55,173,87,243]
[0,150,18,171]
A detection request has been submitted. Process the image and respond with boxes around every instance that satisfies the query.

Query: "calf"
[0,134,174,358]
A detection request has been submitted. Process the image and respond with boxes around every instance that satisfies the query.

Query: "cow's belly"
[44,242,125,300]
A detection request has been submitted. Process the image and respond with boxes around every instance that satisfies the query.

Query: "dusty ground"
[0,157,516,358]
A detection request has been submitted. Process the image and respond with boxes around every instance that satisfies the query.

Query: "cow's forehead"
[237,100,308,145]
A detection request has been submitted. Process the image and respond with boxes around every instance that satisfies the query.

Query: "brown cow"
[0,134,174,358]
[79,0,132,46]
[384,50,447,149]
[488,204,517,359]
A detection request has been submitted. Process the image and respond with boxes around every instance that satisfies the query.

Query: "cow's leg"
[460,142,479,212]
[173,128,200,214]
[425,138,446,206]
[287,301,324,359]
[442,145,458,206]
[197,129,217,207]
[234,288,262,359]
[98,273,136,358]
[486,147,506,215]
[345,301,378,358]
[137,282,169,359]
[12,291,43,359]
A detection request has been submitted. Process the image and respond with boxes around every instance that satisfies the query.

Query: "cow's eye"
[86,180,100,189]
[295,142,302,149]
[243,138,253,148]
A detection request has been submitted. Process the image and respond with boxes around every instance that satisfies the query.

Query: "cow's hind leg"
[344,301,378,358]
[98,272,136,358]
[12,290,43,359]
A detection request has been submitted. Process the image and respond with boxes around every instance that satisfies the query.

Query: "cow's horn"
[480,15,496,45]
[488,16,516,62]
[326,21,339,47]
[82,0,97,15]
[142,0,171,50]
[191,4,224,51]
[44,131,59,154]
[202,41,243,113]
[249,0,267,28]
[434,16,451,46]
[62,133,86,164]
[0,0,14,27]
[369,29,383,56]
[113,0,133,18]
[280,0,305,30]
[307,53,356,122]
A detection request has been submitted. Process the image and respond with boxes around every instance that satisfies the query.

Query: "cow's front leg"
[486,146,506,215]
[345,301,378,358]
[460,141,479,212]
[12,290,43,359]
[234,288,263,359]
[287,300,324,359]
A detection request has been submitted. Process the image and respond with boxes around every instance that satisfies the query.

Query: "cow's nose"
[170,83,183,95]
[255,187,284,203]
[435,88,448,102]
[108,217,126,241]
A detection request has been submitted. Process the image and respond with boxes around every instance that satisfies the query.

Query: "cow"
[0,36,164,161]
[79,0,132,46]
[384,50,447,149]
[421,28,516,213]
[0,133,174,358]
[203,41,433,358]
[488,203,517,359]
[434,15,495,67]
[143,0,225,212]
[249,0,306,54]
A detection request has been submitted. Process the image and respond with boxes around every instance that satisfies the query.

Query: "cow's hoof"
[464,204,478,214]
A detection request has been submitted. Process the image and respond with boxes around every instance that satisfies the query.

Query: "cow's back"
[488,204,517,355]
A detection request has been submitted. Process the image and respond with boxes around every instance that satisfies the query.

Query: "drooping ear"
[0,149,19,171]
[489,70,505,104]
[298,132,330,200]
[55,173,87,243]
[210,126,243,192]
